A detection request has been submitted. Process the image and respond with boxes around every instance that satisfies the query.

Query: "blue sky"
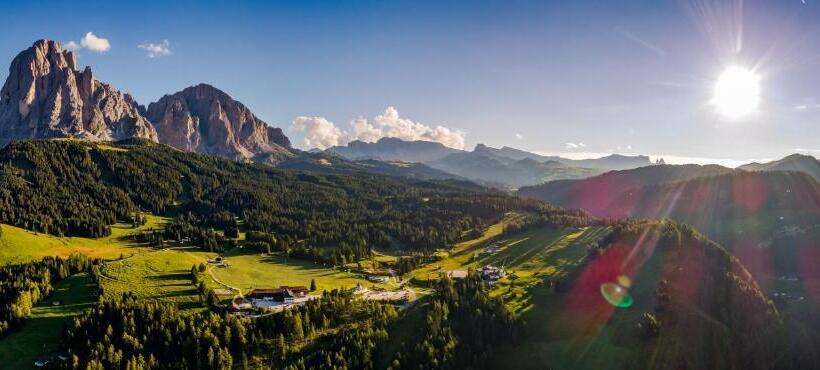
[1,0,819,165]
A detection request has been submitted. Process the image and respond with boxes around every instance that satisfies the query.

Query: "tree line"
[0,254,94,338]
[0,140,590,261]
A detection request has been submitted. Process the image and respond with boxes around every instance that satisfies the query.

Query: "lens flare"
[617,274,632,288]
[600,282,634,308]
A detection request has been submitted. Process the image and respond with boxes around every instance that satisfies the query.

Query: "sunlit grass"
[0,215,169,265]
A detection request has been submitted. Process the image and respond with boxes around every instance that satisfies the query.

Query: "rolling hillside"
[518,164,734,211]
[740,153,820,180]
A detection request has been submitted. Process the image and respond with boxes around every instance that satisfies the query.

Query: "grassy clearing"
[487,226,611,314]
[399,217,634,370]
[0,273,97,369]
[408,212,524,281]
[197,248,394,295]
[408,212,610,313]
[96,245,393,311]
[0,215,168,265]
[98,248,214,312]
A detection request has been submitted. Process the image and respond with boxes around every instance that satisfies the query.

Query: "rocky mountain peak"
[0,39,158,146]
[145,83,291,161]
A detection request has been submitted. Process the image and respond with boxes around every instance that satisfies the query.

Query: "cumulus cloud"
[64,41,81,51]
[350,118,382,143]
[291,116,347,150]
[515,133,523,140]
[138,40,173,58]
[350,107,465,149]
[291,107,465,150]
[80,32,110,52]
[565,142,586,150]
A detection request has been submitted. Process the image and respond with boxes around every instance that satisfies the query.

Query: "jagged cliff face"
[0,40,157,146]
[145,84,291,161]
[0,39,291,161]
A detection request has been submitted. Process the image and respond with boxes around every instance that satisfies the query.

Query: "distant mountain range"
[518,163,734,211]
[518,158,820,277]
[327,138,654,188]
[739,153,820,180]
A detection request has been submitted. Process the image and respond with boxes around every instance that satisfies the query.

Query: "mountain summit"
[0,40,292,161]
[0,40,157,146]
[145,83,291,161]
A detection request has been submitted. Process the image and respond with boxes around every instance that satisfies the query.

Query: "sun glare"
[711,66,761,119]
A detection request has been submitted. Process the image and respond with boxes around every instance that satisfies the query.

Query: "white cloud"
[565,142,586,150]
[349,107,465,149]
[795,105,809,111]
[350,118,382,143]
[290,107,466,150]
[80,32,110,53]
[515,133,523,140]
[291,116,347,150]
[138,40,172,58]
[64,41,81,51]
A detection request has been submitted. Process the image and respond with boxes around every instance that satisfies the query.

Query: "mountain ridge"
[145,83,291,161]
[0,39,292,161]
[0,40,158,146]
[326,137,653,188]
[739,153,820,180]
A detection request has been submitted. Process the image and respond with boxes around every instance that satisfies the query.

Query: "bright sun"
[711,66,761,119]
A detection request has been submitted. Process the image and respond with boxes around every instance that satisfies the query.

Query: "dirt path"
[206,265,242,297]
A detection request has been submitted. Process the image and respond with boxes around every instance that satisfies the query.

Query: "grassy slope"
[401,215,632,369]
[98,248,215,312]
[480,223,637,370]
[200,248,393,294]
[0,215,168,265]
[408,213,611,314]
[98,246,397,311]
[0,273,97,369]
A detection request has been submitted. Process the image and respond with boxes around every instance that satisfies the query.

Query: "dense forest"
[54,276,516,370]
[0,139,592,261]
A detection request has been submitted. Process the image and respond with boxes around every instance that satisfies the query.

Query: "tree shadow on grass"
[153,288,199,299]
[146,272,191,281]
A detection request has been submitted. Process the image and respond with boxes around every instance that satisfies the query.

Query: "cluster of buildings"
[229,285,314,314]
[771,291,806,303]
[479,265,505,285]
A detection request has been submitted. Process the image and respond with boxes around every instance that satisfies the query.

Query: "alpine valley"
[0,34,816,370]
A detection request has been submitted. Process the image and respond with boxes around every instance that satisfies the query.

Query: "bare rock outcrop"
[0,39,157,146]
[145,83,291,160]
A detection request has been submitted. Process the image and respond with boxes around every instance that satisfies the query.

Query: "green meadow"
[0,273,97,369]
[0,215,168,265]
[197,248,394,295]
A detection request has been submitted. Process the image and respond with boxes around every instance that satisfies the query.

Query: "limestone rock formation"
[0,40,157,146]
[145,84,291,160]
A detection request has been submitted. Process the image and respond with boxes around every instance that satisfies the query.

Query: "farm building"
[229,297,254,312]
[367,275,390,283]
[247,286,310,305]
[479,265,505,283]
